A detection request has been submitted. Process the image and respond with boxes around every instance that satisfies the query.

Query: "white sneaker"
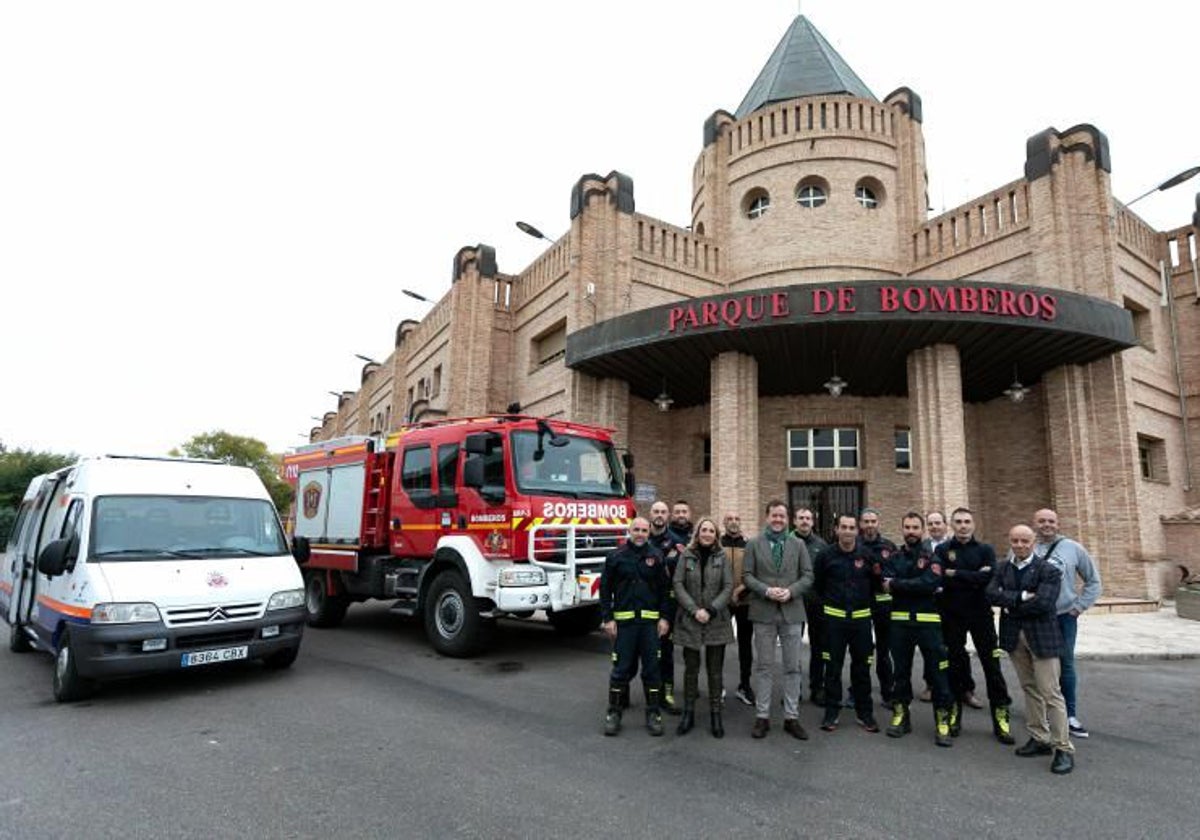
[1068,716,1089,739]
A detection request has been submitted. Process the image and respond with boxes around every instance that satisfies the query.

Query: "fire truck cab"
[284,415,635,656]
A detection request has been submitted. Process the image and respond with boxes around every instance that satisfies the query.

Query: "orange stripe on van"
[36,595,92,620]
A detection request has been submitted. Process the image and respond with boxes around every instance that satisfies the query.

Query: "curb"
[1075,651,1200,662]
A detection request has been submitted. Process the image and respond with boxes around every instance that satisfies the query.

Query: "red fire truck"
[282,415,635,656]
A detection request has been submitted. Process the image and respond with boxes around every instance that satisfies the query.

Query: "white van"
[0,455,306,702]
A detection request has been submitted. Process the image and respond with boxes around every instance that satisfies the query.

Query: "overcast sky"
[3,0,1198,458]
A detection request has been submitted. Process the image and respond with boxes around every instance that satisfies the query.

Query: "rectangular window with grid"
[788,428,859,469]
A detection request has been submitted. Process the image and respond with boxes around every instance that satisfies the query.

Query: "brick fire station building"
[306,16,1200,601]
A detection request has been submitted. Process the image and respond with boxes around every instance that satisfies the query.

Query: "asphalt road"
[1,605,1196,839]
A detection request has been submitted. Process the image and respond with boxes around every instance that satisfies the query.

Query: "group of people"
[597,499,1102,776]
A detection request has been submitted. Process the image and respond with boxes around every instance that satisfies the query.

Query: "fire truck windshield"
[511,431,625,499]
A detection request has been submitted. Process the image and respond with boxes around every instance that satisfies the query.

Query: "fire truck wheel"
[424,571,488,657]
[547,605,603,636]
[53,628,97,703]
[9,622,33,653]
[304,571,349,628]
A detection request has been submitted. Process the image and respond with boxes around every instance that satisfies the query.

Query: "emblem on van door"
[207,571,229,588]
[303,482,322,519]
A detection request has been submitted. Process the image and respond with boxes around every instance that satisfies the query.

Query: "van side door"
[9,475,62,636]
[29,474,81,647]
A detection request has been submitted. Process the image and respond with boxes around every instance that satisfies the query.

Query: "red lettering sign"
[1040,294,1057,321]
[667,284,1056,331]
[880,286,899,312]
[902,287,925,313]
[929,287,957,312]
[771,292,790,317]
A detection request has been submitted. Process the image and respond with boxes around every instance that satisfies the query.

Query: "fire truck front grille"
[530,528,625,564]
[164,602,265,627]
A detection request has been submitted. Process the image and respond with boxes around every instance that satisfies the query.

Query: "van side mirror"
[625,470,636,499]
[291,536,311,565]
[38,536,78,578]
[463,456,505,505]
[622,452,635,470]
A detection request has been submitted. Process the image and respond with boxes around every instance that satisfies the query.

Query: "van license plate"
[181,646,249,667]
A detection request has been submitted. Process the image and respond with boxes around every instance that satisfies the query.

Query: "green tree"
[172,431,294,513]
[0,447,77,543]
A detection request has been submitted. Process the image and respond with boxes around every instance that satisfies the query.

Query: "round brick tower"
[691,16,927,287]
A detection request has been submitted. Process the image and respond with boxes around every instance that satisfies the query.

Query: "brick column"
[907,344,969,513]
[710,352,759,522]
[1042,358,1144,596]
[570,373,630,450]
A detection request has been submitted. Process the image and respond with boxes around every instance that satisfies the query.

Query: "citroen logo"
[207,607,230,622]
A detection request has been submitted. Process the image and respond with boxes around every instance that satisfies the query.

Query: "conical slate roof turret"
[735,15,876,119]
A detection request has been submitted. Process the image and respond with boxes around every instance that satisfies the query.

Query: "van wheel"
[53,629,96,703]
[424,571,488,657]
[9,622,33,653]
[304,571,348,628]
[263,645,300,670]
[548,605,602,636]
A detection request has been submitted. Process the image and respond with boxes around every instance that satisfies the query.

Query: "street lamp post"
[516,221,559,242]
[1124,165,1200,209]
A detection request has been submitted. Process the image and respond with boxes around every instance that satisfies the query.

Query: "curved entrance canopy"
[566,280,1136,406]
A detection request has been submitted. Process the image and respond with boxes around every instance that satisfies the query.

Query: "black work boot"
[663,683,680,716]
[886,702,911,738]
[949,700,963,737]
[618,684,631,710]
[604,686,624,736]
[992,704,1015,745]
[645,685,664,736]
[677,702,695,736]
[934,708,953,747]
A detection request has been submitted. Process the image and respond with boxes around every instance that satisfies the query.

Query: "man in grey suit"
[743,499,814,739]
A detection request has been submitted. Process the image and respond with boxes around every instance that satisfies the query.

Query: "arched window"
[855,178,885,210]
[743,189,770,219]
[795,178,829,209]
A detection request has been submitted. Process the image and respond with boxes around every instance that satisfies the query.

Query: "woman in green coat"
[672,516,735,737]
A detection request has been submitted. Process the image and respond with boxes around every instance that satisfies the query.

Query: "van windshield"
[90,496,288,560]
[511,431,625,499]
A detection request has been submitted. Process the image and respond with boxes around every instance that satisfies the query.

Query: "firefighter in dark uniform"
[648,500,692,714]
[813,514,879,733]
[601,516,672,736]
[934,506,1015,744]
[881,512,953,747]
[858,508,897,707]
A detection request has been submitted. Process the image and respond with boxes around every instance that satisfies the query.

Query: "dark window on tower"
[894,428,912,471]
[1124,297,1154,351]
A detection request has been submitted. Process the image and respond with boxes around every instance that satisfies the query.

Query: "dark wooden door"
[788,482,864,542]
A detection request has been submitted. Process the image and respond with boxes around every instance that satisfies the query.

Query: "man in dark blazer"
[743,499,813,739]
[986,524,1075,775]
